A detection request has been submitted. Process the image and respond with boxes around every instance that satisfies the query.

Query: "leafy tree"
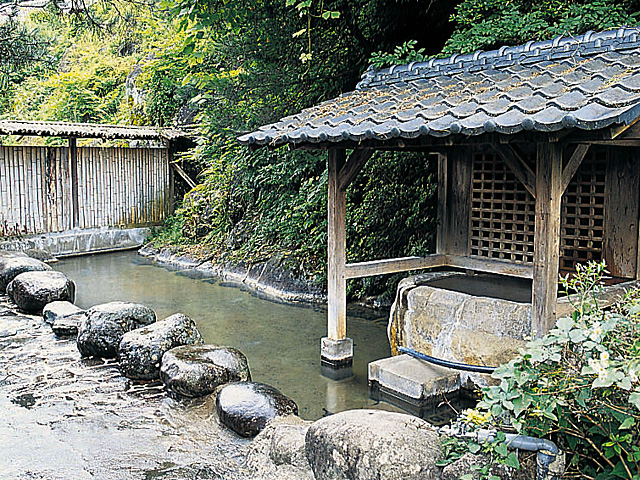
[444,0,640,54]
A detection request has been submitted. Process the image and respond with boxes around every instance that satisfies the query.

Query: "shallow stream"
[56,251,394,420]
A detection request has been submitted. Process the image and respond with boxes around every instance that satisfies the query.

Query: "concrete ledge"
[368,355,462,414]
[0,227,151,257]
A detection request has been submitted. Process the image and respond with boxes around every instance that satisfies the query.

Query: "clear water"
[56,250,396,420]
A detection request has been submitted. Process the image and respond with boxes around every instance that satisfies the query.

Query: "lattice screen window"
[560,150,607,271]
[470,153,536,263]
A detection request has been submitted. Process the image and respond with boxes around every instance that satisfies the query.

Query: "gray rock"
[25,248,57,263]
[52,312,85,336]
[216,382,298,438]
[160,345,251,397]
[7,271,75,313]
[0,255,52,292]
[247,415,314,480]
[77,302,156,358]
[118,313,204,381]
[43,301,84,325]
[305,409,441,480]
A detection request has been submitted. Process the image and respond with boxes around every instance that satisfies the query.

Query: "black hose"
[398,346,497,374]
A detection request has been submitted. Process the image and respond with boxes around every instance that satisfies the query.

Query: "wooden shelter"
[240,28,640,368]
[0,121,191,235]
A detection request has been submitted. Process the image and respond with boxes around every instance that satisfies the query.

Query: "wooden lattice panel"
[470,153,536,263]
[560,149,607,271]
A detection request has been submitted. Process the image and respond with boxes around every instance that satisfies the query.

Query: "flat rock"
[161,345,251,397]
[247,415,314,480]
[305,409,441,480]
[7,271,75,313]
[43,301,84,325]
[216,382,298,438]
[0,255,52,292]
[118,313,204,381]
[52,312,86,336]
[77,302,156,358]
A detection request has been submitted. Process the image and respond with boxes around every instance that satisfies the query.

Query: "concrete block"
[368,354,461,403]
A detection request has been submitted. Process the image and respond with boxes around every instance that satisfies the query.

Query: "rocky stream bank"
[0,249,534,480]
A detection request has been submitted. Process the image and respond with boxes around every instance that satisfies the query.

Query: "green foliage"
[444,0,640,54]
[462,261,640,479]
[369,40,427,68]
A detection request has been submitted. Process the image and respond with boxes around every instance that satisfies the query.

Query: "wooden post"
[322,148,352,370]
[532,142,562,337]
[69,137,79,228]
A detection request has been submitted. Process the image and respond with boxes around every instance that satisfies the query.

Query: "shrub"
[461,261,640,479]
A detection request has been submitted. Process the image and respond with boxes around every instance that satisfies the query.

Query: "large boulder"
[7,271,75,313]
[43,301,84,325]
[160,345,251,397]
[118,313,204,381]
[305,409,441,480]
[76,302,156,358]
[247,415,314,480]
[0,255,52,292]
[216,382,298,438]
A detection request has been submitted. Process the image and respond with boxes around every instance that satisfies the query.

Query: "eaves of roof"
[0,120,188,141]
[239,27,640,149]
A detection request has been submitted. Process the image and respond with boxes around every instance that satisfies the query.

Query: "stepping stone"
[43,301,84,325]
[216,382,298,438]
[77,302,156,358]
[118,313,204,381]
[0,255,51,292]
[52,313,85,336]
[7,271,75,313]
[161,345,251,397]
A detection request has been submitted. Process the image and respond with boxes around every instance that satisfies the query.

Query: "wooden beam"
[436,153,447,254]
[345,255,447,279]
[170,162,196,189]
[338,148,373,191]
[327,149,347,341]
[491,144,536,198]
[561,144,589,192]
[611,117,640,139]
[446,255,533,279]
[68,137,79,228]
[532,142,563,337]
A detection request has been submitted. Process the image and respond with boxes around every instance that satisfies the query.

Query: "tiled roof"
[239,28,640,148]
[0,120,187,141]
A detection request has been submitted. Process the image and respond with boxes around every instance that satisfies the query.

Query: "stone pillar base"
[321,337,353,369]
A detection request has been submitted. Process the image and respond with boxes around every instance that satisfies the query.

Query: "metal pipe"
[439,425,564,480]
[398,346,496,374]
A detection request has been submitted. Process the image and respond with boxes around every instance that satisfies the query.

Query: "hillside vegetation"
[1,0,639,301]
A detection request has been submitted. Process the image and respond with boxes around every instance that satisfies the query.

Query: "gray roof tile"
[239,28,640,147]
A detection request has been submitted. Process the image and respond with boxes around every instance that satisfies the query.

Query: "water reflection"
[57,251,396,420]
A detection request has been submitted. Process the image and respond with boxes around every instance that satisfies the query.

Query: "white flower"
[600,350,610,364]
[590,321,604,340]
[588,357,608,379]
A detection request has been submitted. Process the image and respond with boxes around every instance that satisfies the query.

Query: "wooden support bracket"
[491,144,536,198]
[561,144,590,193]
[170,162,197,189]
[338,149,374,191]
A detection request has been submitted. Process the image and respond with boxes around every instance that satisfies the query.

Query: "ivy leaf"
[629,392,640,410]
[503,452,520,469]
[330,11,340,19]
[619,417,636,430]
